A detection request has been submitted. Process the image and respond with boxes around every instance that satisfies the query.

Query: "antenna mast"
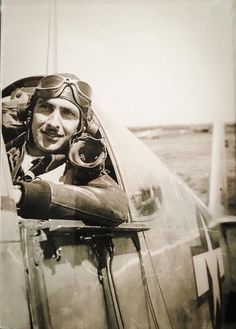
[46,0,57,74]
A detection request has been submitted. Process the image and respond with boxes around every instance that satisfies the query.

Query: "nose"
[46,109,61,130]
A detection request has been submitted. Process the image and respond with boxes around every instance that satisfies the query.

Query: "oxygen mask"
[69,134,107,171]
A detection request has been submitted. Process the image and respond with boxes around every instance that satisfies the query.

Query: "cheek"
[31,114,46,136]
[63,120,80,137]
[32,114,46,127]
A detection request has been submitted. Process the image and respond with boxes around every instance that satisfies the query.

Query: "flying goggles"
[35,74,92,109]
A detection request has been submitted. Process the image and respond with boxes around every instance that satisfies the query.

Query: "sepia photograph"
[1,0,236,328]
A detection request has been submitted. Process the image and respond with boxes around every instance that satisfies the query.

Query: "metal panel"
[0,137,31,328]
[24,230,108,329]
[21,221,154,329]
[0,241,31,329]
[111,237,155,329]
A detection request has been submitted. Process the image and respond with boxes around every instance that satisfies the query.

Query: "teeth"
[45,131,60,137]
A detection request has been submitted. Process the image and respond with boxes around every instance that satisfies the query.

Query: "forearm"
[16,175,129,226]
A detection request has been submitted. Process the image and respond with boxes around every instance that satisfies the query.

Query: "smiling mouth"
[42,130,64,139]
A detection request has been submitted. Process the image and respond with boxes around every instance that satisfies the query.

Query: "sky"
[1,0,236,127]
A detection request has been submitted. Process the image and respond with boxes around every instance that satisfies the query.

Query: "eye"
[61,108,79,120]
[38,103,52,113]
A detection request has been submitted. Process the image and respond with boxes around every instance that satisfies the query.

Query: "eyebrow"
[61,106,80,114]
[38,100,53,107]
[38,100,80,115]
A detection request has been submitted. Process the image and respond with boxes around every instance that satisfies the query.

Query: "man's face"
[31,98,81,155]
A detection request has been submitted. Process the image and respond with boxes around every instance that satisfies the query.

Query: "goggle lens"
[39,75,64,88]
[36,75,92,107]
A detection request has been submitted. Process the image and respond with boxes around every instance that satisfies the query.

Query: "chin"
[43,146,63,154]
[41,142,68,154]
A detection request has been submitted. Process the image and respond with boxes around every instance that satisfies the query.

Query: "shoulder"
[5,132,27,152]
[6,134,26,176]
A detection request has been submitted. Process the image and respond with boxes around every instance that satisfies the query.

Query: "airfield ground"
[131,124,236,216]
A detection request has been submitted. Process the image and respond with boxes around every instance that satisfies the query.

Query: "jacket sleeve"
[16,174,129,226]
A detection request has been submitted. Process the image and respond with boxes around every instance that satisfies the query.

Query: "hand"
[12,185,22,205]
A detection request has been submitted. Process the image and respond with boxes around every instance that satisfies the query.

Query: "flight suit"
[6,132,129,227]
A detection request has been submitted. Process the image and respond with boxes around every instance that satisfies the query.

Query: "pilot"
[5,73,128,226]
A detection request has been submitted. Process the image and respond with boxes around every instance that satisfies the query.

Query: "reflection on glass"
[131,185,162,217]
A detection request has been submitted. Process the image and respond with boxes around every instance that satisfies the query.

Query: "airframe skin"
[1,77,235,329]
